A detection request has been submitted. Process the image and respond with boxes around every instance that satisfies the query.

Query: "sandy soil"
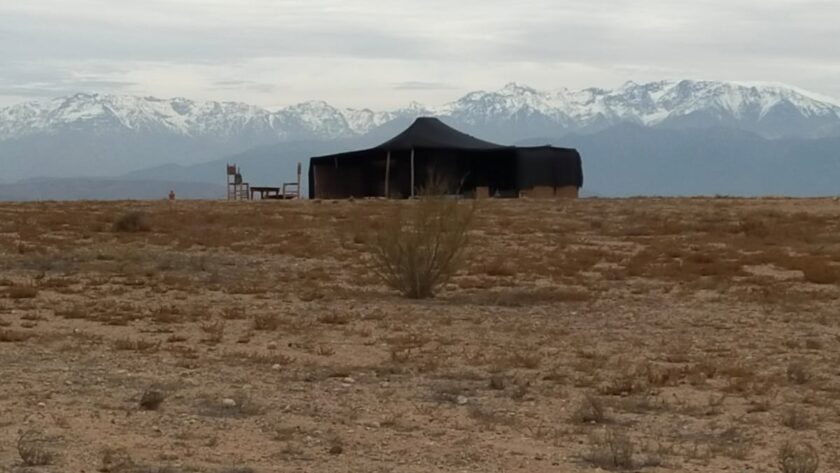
[1,198,839,472]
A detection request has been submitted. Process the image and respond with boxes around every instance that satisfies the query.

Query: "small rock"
[221,398,237,408]
[267,341,278,350]
[456,395,469,405]
[37,402,46,408]
[271,364,282,370]
[343,377,355,384]
[328,445,343,455]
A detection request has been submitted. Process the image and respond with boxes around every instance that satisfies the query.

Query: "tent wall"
[515,147,583,192]
[310,147,582,199]
[312,163,363,199]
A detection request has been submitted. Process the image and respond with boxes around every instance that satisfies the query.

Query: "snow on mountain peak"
[1,80,839,143]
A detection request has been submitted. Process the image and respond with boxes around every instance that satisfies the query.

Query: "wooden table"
[249,186,281,200]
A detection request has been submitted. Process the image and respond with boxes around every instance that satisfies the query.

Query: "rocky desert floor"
[1,198,839,473]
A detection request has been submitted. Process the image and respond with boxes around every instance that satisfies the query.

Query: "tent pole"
[384,151,390,198]
[410,148,415,198]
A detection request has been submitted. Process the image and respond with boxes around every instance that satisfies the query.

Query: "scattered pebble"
[456,395,469,405]
[221,398,237,408]
[271,364,282,370]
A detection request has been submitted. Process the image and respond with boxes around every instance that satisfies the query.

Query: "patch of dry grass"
[5,284,39,299]
[113,210,151,233]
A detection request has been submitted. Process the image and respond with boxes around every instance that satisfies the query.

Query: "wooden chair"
[227,164,250,200]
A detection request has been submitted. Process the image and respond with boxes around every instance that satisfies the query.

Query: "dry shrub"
[6,284,39,299]
[317,312,351,325]
[100,447,134,472]
[0,329,32,343]
[572,393,607,424]
[801,262,840,285]
[200,319,226,344]
[488,375,506,390]
[480,257,517,277]
[600,373,648,397]
[113,337,160,353]
[316,344,335,357]
[468,405,517,427]
[113,211,150,233]
[502,349,542,369]
[738,216,771,239]
[252,313,280,331]
[139,387,166,411]
[778,441,819,473]
[17,429,54,466]
[366,186,475,299]
[787,360,812,385]
[584,428,635,469]
[781,407,813,430]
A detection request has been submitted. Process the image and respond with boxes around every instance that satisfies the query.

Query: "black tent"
[309,117,582,199]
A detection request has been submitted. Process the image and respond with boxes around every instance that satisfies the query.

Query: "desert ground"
[1,198,839,473]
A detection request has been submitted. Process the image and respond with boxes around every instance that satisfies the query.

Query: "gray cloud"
[1,0,839,108]
[0,63,137,98]
[0,81,136,97]
[392,82,457,91]
[212,80,276,93]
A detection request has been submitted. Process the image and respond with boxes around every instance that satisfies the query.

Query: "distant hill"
[0,178,224,201]
[519,125,840,197]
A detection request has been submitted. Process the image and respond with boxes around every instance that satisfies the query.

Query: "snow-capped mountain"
[441,81,840,141]
[1,80,839,182]
[5,80,837,143]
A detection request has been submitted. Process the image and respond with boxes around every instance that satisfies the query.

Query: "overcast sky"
[2,0,839,109]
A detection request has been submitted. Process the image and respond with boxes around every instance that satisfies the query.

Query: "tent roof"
[377,117,505,151]
[311,117,508,162]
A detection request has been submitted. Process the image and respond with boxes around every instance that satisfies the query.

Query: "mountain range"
[1,80,839,198]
